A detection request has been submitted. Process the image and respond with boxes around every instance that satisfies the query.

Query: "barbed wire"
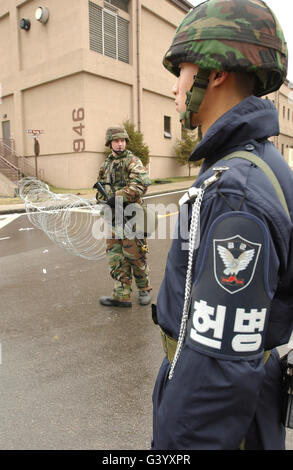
[18,177,107,260]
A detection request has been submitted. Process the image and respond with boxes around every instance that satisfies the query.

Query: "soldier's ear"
[210,71,229,87]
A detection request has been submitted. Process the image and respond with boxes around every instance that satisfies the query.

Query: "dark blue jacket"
[152,96,293,450]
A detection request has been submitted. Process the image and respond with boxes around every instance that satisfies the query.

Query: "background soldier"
[152,0,293,450]
[95,126,152,308]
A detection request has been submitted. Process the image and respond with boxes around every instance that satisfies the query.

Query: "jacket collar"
[110,149,129,160]
[189,96,280,162]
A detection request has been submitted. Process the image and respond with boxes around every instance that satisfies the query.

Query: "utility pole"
[34,137,40,178]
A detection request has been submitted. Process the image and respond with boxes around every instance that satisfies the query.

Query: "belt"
[160,328,178,363]
[160,328,271,365]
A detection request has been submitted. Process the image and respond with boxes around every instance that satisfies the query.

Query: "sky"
[188,0,293,83]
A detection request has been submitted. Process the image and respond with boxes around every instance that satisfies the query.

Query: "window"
[288,108,290,120]
[105,0,129,13]
[283,106,286,119]
[89,1,129,64]
[164,116,171,139]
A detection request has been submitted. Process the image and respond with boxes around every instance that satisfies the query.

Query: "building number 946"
[72,108,85,152]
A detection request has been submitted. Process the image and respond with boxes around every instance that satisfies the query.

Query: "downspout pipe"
[136,0,141,132]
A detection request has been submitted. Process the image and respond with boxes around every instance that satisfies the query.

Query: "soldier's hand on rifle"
[106,195,116,208]
[93,181,112,204]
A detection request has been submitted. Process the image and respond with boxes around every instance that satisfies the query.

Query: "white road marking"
[144,190,186,199]
[0,213,24,230]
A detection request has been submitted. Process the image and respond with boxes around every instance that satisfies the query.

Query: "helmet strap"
[181,68,210,130]
[111,145,127,157]
[180,110,195,130]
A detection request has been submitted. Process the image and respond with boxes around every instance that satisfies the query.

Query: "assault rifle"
[93,181,148,253]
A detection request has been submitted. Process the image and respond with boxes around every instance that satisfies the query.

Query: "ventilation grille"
[89,1,129,64]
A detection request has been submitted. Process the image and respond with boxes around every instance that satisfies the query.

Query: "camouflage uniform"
[96,127,152,302]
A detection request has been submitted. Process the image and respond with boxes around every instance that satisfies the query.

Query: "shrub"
[173,128,201,176]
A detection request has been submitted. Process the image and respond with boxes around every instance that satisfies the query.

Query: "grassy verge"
[48,185,96,195]
[0,185,97,205]
[0,196,23,205]
[151,176,195,184]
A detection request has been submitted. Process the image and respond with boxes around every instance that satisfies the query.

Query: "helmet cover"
[163,0,288,96]
[105,127,129,146]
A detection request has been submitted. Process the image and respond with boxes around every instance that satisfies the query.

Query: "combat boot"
[138,290,151,305]
[99,296,132,308]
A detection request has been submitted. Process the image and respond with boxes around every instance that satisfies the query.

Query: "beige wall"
[141,4,179,96]
[0,94,15,138]
[278,85,293,162]
[22,74,84,156]
[84,73,133,150]
[22,69,135,187]
[18,0,84,70]
[2,0,291,189]
[0,171,17,197]
[0,13,12,77]
[140,4,188,178]
[25,152,100,189]
[0,0,190,188]
[266,82,293,162]
[142,90,181,178]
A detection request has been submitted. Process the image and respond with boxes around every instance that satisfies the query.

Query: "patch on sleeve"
[186,212,273,360]
[214,235,261,294]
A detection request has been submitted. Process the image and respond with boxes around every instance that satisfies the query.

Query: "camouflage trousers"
[106,237,152,301]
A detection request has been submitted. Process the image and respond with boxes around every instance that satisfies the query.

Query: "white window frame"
[102,8,118,59]
[89,1,129,64]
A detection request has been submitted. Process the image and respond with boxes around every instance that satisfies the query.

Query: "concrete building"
[0,0,192,189]
[0,0,292,192]
[266,80,293,165]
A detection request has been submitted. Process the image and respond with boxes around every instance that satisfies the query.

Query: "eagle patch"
[213,235,261,294]
[186,213,272,359]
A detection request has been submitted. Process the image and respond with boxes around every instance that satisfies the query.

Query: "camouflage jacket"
[96,150,151,205]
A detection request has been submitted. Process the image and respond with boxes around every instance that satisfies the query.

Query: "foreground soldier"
[95,126,152,308]
[152,0,293,449]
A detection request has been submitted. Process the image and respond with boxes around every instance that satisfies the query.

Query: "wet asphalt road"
[0,192,292,450]
[0,193,178,450]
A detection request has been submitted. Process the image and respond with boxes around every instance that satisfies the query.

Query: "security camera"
[20,18,31,31]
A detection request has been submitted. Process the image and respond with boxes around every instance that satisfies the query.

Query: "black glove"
[106,195,116,208]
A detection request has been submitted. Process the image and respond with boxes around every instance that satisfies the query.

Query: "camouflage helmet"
[105,126,129,146]
[163,0,288,97]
